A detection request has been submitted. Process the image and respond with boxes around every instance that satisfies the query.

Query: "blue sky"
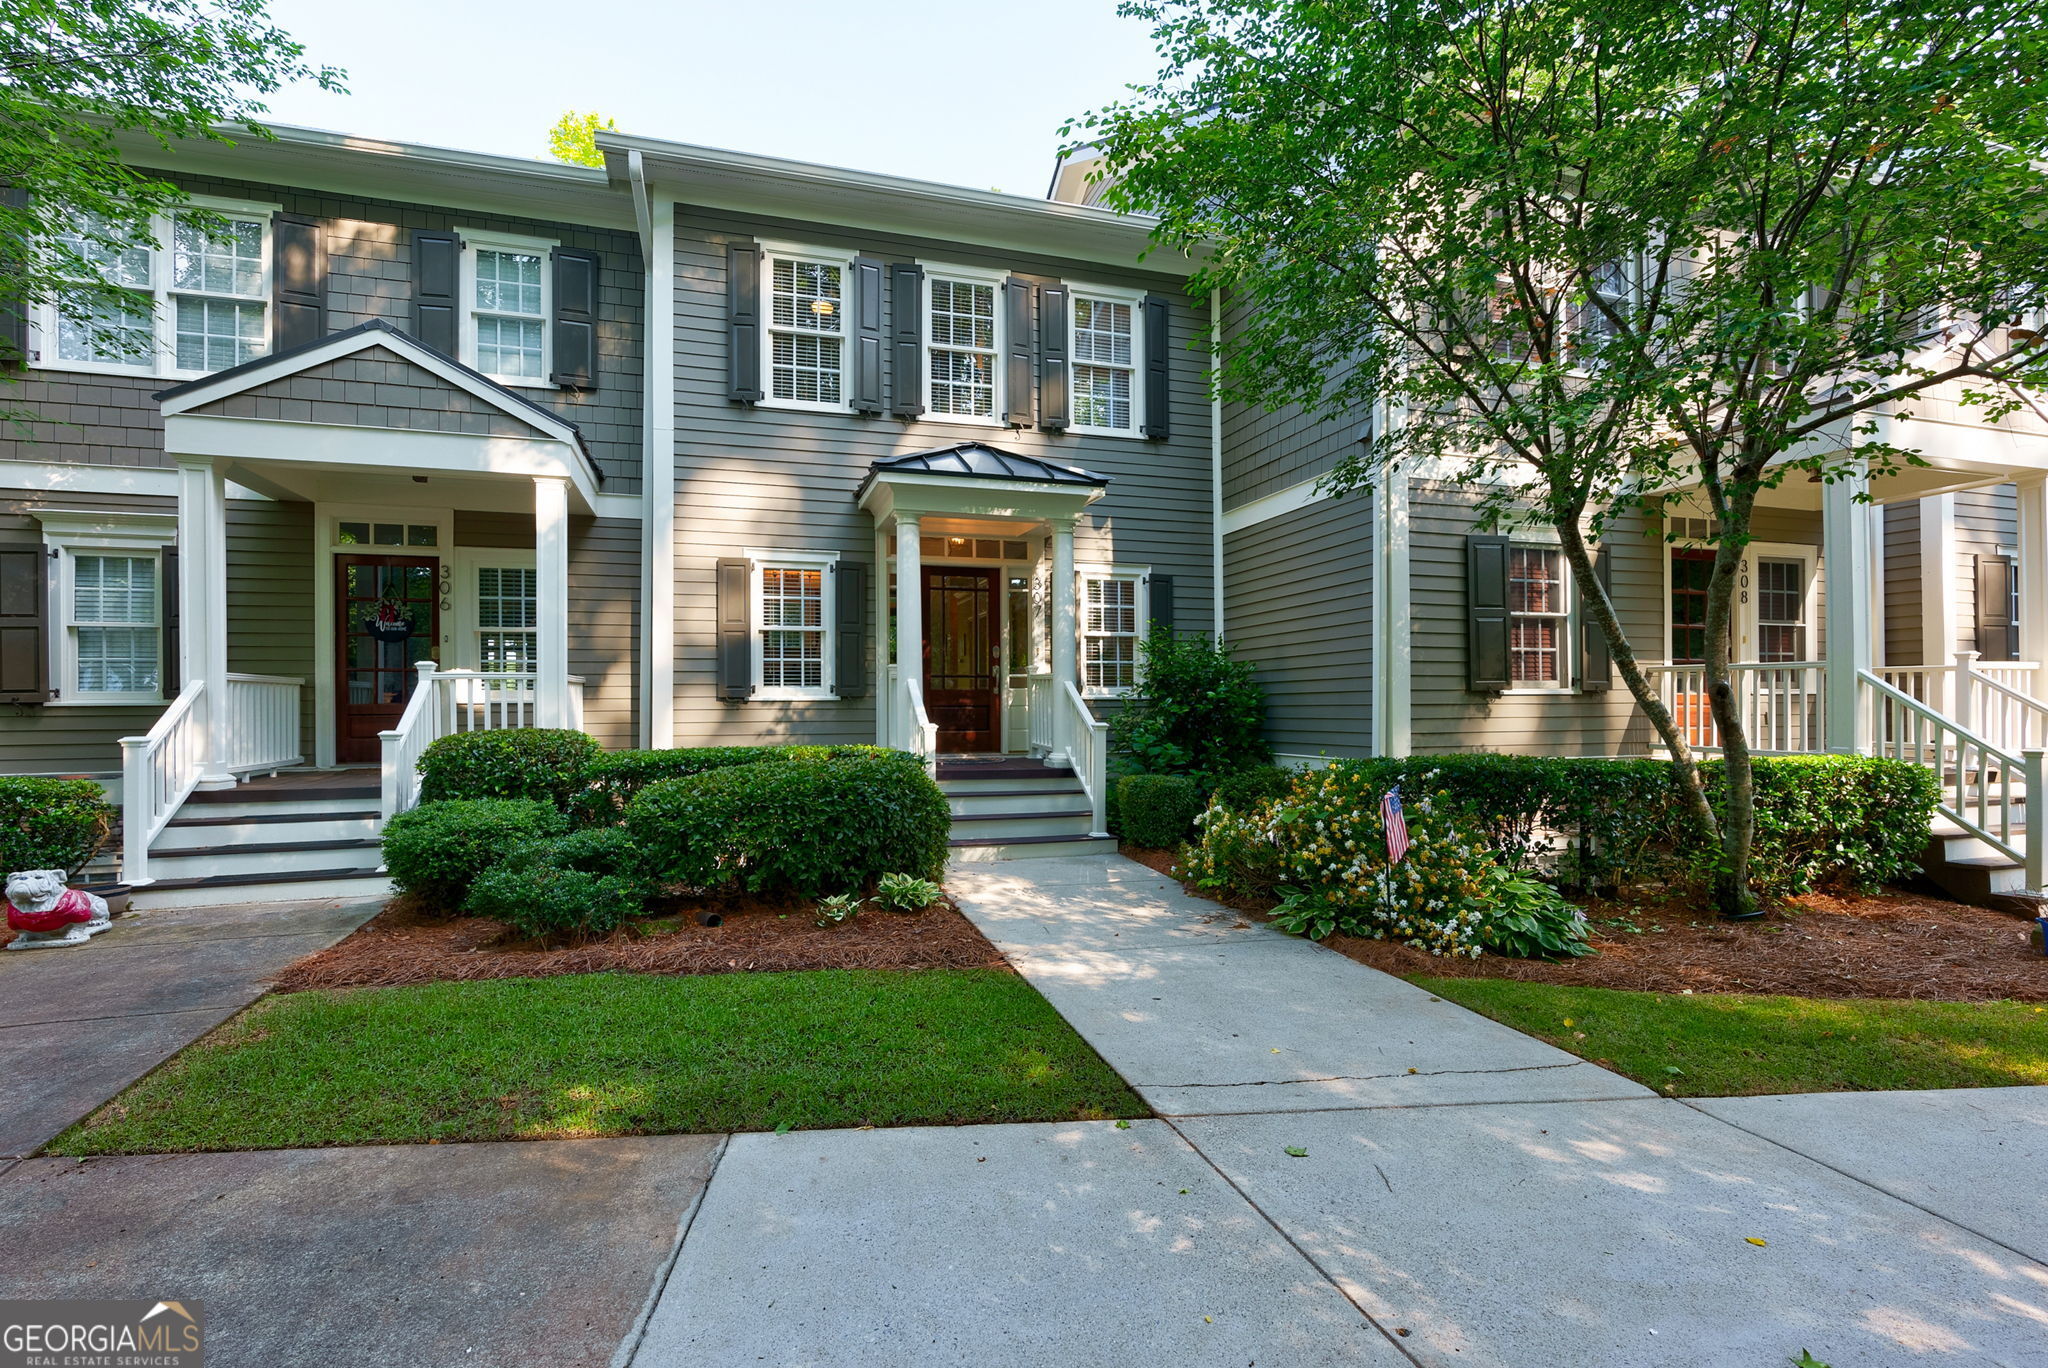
[254,0,1160,195]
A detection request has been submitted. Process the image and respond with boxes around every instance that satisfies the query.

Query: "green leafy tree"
[1074,0,2048,916]
[0,0,345,423]
[547,110,616,169]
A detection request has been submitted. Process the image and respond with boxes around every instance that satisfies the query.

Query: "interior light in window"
[950,537,967,546]
[810,299,834,316]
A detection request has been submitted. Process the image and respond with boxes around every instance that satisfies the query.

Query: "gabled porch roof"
[155,321,605,512]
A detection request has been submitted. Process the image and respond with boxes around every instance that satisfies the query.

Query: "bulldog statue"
[5,869,112,950]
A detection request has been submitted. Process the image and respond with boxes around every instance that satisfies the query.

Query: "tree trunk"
[1698,491,1762,919]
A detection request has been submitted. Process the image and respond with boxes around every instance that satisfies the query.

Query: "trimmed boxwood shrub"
[418,728,600,808]
[566,745,883,825]
[465,827,649,940]
[1714,755,1940,896]
[626,749,950,897]
[0,777,115,876]
[1117,774,1204,848]
[380,798,565,910]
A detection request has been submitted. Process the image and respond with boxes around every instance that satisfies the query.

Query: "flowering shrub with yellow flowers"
[1182,762,1590,959]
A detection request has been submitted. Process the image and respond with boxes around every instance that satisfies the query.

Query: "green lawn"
[1415,977,2048,1097]
[55,968,1144,1154]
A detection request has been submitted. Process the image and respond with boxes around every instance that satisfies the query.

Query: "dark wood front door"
[923,566,1001,753]
[336,554,439,764]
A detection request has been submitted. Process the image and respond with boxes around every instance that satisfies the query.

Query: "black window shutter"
[410,229,461,355]
[833,561,869,697]
[1149,574,1174,638]
[550,247,601,389]
[271,213,326,353]
[1140,295,1171,439]
[1467,534,1511,691]
[1002,277,1035,426]
[1038,283,1069,430]
[888,263,925,417]
[1976,554,2019,660]
[850,257,886,415]
[1578,545,1611,692]
[161,546,180,697]
[0,543,50,703]
[717,558,754,700]
[2,186,34,366]
[727,242,763,402]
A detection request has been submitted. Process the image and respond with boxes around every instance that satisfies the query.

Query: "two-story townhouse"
[0,124,1217,901]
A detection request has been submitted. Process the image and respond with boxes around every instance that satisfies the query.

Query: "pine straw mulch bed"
[1118,844,2048,1003]
[269,891,1008,993]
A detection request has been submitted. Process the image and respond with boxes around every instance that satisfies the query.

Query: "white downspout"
[1210,286,1225,640]
[630,150,677,748]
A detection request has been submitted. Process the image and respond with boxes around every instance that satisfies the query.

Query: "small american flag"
[1382,787,1411,864]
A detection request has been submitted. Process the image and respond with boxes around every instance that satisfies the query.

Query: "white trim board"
[0,459,267,502]
[1221,476,1335,535]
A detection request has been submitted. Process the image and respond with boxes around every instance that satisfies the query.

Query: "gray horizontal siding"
[667,205,1215,747]
[1883,500,1923,665]
[1223,494,1373,759]
[5,170,644,491]
[569,516,640,751]
[187,347,545,439]
[1954,484,2017,655]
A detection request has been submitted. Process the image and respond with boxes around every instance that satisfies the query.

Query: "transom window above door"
[337,521,438,548]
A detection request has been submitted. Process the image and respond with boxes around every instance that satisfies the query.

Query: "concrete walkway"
[5,857,2045,1367]
[0,897,378,1161]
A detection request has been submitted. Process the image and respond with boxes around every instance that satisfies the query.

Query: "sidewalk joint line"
[1163,1116,1429,1368]
[0,1003,250,1032]
[613,1133,731,1368]
[1677,1100,2048,1271]
[1137,1059,1593,1089]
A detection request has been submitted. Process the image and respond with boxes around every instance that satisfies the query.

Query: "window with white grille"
[475,566,538,672]
[1082,574,1142,693]
[767,255,846,407]
[70,553,160,697]
[758,564,831,696]
[927,276,997,419]
[1507,545,1567,687]
[472,247,547,381]
[1071,294,1136,432]
[1755,558,1808,661]
[39,204,271,377]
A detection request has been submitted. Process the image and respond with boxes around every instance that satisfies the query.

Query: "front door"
[336,554,439,763]
[923,566,1001,753]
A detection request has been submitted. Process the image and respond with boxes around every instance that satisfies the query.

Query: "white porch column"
[2016,475,2048,674]
[1050,515,1078,765]
[1822,460,1874,753]
[1919,494,1960,712]
[533,476,572,729]
[177,457,235,788]
[895,514,922,750]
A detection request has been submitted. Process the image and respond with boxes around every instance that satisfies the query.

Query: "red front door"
[923,566,1001,753]
[336,554,439,763]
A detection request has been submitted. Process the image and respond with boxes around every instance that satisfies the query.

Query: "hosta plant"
[814,893,864,927]
[875,873,945,912]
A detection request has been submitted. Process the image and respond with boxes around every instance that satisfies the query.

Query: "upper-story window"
[36,199,275,379]
[1069,284,1143,435]
[763,247,848,410]
[460,232,554,387]
[926,270,1001,422]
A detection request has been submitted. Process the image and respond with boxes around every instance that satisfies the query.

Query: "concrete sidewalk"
[0,897,377,1160]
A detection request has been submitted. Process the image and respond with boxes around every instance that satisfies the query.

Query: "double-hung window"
[763,248,848,409]
[463,232,552,385]
[1572,258,1633,358]
[33,511,177,703]
[1754,558,1808,661]
[925,270,1000,421]
[1069,285,1142,434]
[38,200,273,378]
[475,565,539,672]
[1081,572,1144,695]
[1507,545,1569,688]
[753,554,836,700]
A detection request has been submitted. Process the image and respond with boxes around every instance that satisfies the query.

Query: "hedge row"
[0,777,116,876]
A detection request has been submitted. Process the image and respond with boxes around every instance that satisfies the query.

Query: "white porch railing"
[902,672,939,778]
[118,681,207,887]
[1062,680,1110,836]
[1640,662,1826,754]
[221,673,303,776]
[117,673,306,885]
[1860,669,2044,888]
[1026,670,1055,754]
[379,664,588,819]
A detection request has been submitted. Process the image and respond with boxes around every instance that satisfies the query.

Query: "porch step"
[143,836,384,879]
[935,759,1076,786]
[125,866,392,912]
[155,810,382,851]
[946,787,1089,817]
[949,833,1119,863]
[948,808,1098,840]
